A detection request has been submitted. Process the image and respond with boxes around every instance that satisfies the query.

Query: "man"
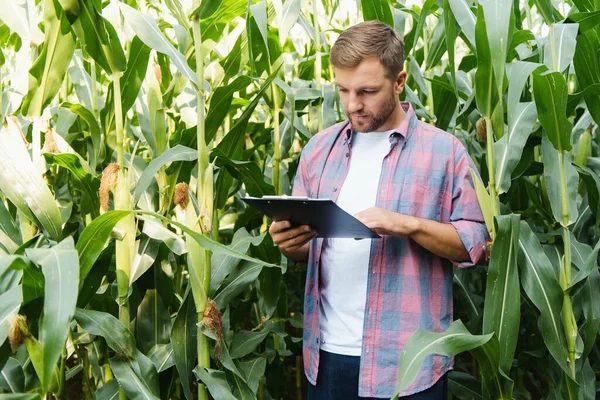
[268,21,488,399]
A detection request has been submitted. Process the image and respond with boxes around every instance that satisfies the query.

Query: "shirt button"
[366,349,369,353]
[316,338,319,343]
[333,187,337,192]
[345,153,349,157]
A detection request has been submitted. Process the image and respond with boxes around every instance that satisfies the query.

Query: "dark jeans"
[308,350,448,400]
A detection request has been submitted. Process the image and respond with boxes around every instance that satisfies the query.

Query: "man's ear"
[394,71,407,95]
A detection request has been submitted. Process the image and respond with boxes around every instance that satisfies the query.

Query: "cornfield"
[0,0,598,399]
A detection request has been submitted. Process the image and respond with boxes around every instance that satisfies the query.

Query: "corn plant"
[0,0,599,399]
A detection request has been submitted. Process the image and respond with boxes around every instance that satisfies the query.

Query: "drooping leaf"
[393,320,493,396]
[72,0,126,76]
[494,102,537,194]
[482,214,521,376]
[59,102,102,168]
[0,120,63,240]
[278,0,301,45]
[517,222,572,378]
[193,367,237,400]
[109,357,160,400]
[480,0,512,97]
[74,308,136,358]
[75,210,130,283]
[133,145,198,205]
[119,3,196,84]
[26,238,79,391]
[447,0,476,47]
[534,0,562,25]
[43,153,100,218]
[543,23,578,72]
[229,328,270,359]
[148,343,174,373]
[0,0,44,44]
[21,0,76,117]
[573,29,600,126]
[532,66,573,152]
[213,261,264,309]
[0,285,22,346]
[205,76,253,144]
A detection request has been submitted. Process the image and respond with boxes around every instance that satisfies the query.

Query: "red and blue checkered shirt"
[292,102,489,398]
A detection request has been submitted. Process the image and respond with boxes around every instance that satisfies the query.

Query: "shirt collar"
[343,101,416,142]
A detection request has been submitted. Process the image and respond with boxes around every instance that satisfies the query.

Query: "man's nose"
[347,93,362,114]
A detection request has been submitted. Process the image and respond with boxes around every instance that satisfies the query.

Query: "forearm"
[404,216,470,262]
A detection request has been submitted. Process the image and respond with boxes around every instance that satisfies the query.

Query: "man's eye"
[339,88,348,93]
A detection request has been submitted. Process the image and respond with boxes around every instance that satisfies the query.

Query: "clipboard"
[242,196,380,239]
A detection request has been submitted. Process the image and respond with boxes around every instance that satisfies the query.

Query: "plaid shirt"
[292,102,489,398]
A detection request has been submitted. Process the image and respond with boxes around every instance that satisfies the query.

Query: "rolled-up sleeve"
[448,147,490,267]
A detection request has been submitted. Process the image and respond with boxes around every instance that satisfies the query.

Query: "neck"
[375,101,406,132]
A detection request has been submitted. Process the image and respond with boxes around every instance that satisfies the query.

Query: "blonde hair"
[330,21,405,79]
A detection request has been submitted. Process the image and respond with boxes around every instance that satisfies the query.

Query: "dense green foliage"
[0,0,599,399]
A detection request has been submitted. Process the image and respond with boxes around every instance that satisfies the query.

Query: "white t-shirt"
[319,129,393,356]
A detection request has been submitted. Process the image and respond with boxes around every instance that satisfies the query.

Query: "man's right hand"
[268,220,317,262]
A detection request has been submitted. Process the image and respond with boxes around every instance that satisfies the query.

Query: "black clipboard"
[242,196,380,239]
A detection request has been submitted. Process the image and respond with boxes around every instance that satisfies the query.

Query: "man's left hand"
[354,207,419,237]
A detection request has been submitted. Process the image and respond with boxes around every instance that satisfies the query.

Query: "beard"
[348,89,398,133]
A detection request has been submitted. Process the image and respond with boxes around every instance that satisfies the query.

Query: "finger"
[272,225,312,246]
[280,231,317,252]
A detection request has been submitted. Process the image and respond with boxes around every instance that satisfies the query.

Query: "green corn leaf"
[517,222,572,379]
[75,210,130,283]
[94,380,119,400]
[21,0,76,117]
[213,261,263,309]
[135,289,170,354]
[480,0,512,97]
[532,66,573,153]
[361,0,394,27]
[212,148,275,198]
[59,102,102,169]
[482,214,521,376]
[573,29,600,126]
[206,75,253,144]
[72,0,126,76]
[74,308,136,358]
[0,121,63,240]
[278,0,301,45]
[568,11,600,33]
[0,200,21,248]
[0,285,22,346]
[171,293,197,400]
[447,0,476,47]
[25,238,79,392]
[469,168,494,236]
[534,0,562,25]
[148,343,174,373]
[189,0,222,20]
[494,102,537,194]
[0,0,44,44]
[109,357,160,400]
[43,153,100,218]
[394,320,493,396]
[544,23,578,72]
[229,328,270,359]
[210,228,265,294]
[102,36,152,136]
[541,136,579,226]
[193,367,237,400]
[133,145,198,205]
[474,5,497,118]
[119,3,197,84]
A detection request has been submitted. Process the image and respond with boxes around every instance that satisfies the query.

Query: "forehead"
[334,56,388,87]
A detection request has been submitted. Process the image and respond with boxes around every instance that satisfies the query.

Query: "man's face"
[335,56,405,133]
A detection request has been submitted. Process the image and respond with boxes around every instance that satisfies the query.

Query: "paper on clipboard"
[242,196,380,239]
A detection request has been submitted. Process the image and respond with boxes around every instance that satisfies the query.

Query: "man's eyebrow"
[335,84,382,91]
